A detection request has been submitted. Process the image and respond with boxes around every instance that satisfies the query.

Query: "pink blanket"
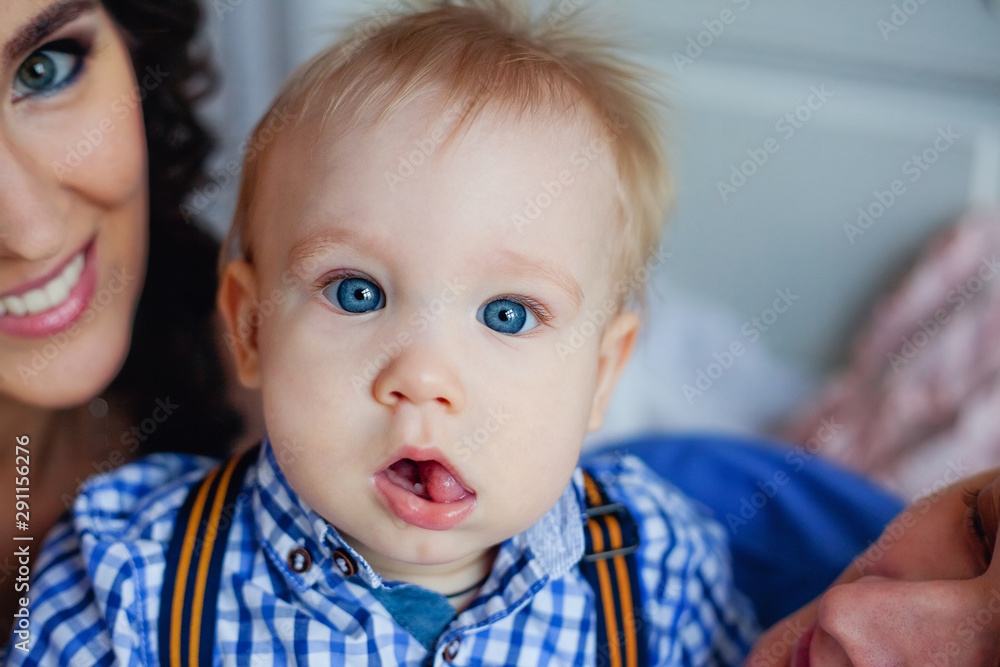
[780,210,1000,500]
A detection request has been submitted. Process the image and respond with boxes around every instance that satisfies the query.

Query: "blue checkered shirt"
[8,438,757,665]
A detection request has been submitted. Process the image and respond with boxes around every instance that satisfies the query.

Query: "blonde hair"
[223,0,671,307]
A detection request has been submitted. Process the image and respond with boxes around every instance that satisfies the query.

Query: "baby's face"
[223,96,637,577]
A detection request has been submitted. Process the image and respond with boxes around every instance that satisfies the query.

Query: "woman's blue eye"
[477,298,539,335]
[13,41,86,99]
[323,277,385,314]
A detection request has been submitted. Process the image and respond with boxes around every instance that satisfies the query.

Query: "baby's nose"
[371,339,466,413]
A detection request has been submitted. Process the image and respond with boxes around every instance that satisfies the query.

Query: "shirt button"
[442,637,461,661]
[287,547,312,573]
[331,548,357,576]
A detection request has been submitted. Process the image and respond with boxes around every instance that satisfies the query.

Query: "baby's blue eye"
[13,40,86,99]
[477,298,538,335]
[323,277,385,314]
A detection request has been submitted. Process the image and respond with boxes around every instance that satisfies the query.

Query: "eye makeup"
[12,36,91,101]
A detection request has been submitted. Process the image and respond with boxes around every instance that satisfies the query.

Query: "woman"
[747,465,1000,666]
[1,0,241,640]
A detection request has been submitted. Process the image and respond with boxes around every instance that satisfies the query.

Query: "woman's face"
[0,0,148,410]
[748,467,1000,667]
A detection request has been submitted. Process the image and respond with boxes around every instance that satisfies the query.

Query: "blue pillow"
[582,433,904,627]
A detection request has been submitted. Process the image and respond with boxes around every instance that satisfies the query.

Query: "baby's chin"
[337,524,496,574]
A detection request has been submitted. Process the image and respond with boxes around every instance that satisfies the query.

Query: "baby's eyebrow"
[490,249,584,312]
[284,227,361,271]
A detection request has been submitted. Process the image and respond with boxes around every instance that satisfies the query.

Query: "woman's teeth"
[0,253,85,317]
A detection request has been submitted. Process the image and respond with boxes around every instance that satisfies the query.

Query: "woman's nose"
[0,133,65,261]
[371,336,466,413]
[817,576,997,666]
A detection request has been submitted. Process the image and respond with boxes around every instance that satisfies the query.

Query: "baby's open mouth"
[384,458,472,503]
[375,452,478,530]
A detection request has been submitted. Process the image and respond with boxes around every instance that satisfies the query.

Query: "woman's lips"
[375,451,477,531]
[0,241,97,338]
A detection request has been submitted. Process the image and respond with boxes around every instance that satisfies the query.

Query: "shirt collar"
[252,435,587,596]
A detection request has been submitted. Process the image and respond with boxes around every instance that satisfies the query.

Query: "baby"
[12,1,757,664]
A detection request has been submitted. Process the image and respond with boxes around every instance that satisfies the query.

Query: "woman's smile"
[0,238,95,337]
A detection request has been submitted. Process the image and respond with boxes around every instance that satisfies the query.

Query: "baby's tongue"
[389,458,468,503]
[417,460,468,503]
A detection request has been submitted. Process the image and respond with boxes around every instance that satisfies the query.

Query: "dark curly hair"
[102,0,242,457]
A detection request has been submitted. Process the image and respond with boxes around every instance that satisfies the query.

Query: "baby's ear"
[587,310,640,431]
[217,259,262,388]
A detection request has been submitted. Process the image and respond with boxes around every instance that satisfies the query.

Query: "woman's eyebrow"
[4,0,97,64]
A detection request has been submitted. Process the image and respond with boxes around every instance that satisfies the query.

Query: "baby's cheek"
[497,374,587,480]
[540,320,603,378]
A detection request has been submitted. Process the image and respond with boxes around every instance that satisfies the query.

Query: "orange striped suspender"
[159,445,259,667]
[580,469,647,667]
